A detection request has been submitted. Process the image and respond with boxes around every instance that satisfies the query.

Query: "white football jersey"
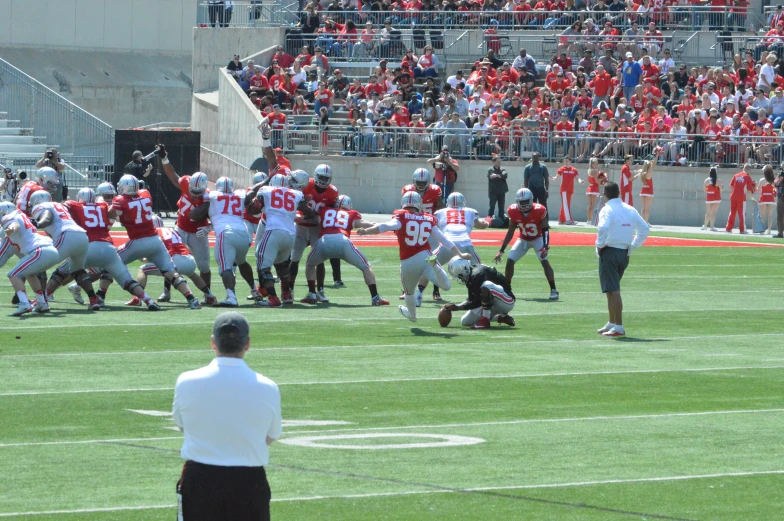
[1,210,53,254]
[207,189,247,236]
[31,202,85,241]
[434,207,479,247]
[259,186,304,235]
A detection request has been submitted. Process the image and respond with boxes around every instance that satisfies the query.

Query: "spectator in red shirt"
[415,45,440,78]
[249,70,269,97]
[314,81,334,115]
[303,47,329,75]
[272,45,294,69]
[555,52,573,72]
[590,64,613,108]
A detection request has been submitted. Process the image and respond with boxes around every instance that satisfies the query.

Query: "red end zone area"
[108,230,782,248]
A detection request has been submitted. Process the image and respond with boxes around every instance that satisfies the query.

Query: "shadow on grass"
[521,298,562,303]
[612,337,671,343]
[409,327,460,339]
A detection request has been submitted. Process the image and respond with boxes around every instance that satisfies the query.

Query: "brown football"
[438,307,452,327]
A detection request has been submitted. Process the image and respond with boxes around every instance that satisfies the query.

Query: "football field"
[1,230,783,521]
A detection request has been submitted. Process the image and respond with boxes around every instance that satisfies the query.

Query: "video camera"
[3,167,26,180]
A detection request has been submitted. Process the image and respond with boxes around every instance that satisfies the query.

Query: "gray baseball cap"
[213,311,250,341]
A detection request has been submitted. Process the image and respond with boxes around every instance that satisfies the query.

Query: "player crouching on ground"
[443,256,516,330]
[358,191,471,323]
[302,195,389,306]
[494,188,559,300]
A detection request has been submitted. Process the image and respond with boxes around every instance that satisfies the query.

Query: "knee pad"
[123,281,141,294]
[172,276,188,290]
[260,269,275,282]
[51,270,67,284]
[73,269,89,284]
[274,261,290,279]
[100,270,114,282]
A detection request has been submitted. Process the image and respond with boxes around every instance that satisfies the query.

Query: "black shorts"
[599,247,630,293]
[178,461,271,521]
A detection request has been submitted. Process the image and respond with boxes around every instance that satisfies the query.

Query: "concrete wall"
[192,27,285,92]
[0,0,195,53]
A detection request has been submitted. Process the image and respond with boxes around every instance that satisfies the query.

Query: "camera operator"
[35,148,64,173]
[124,150,154,180]
[427,145,460,202]
[775,166,784,238]
[0,167,25,203]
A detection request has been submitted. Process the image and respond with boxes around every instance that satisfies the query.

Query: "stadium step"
[0,143,49,154]
[0,135,42,145]
[0,119,21,128]
[0,127,33,136]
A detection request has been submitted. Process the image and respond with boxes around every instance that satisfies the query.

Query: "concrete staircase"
[0,112,51,156]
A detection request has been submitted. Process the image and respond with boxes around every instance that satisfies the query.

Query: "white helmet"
[314,164,332,189]
[287,170,310,190]
[215,176,234,194]
[447,192,465,208]
[0,201,16,219]
[448,256,472,283]
[515,188,534,213]
[252,172,268,185]
[189,172,209,198]
[336,194,352,210]
[37,167,60,194]
[29,190,52,210]
[76,187,95,204]
[412,168,431,192]
[269,174,287,187]
[117,174,139,196]
[152,215,164,229]
[401,191,422,212]
[96,182,116,200]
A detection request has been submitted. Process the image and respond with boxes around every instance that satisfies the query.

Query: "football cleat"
[204,295,218,306]
[68,283,84,305]
[96,295,105,308]
[45,291,55,302]
[125,296,141,307]
[425,254,437,267]
[602,327,626,337]
[10,302,33,317]
[316,290,329,303]
[158,291,171,303]
[147,300,162,311]
[333,280,345,288]
[432,288,442,301]
[497,314,516,327]
[372,296,390,306]
[471,317,491,329]
[88,296,101,311]
[399,292,406,300]
[281,290,294,304]
[247,287,262,301]
[188,298,202,309]
[34,302,50,314]
[549,289,559,301]
[398,305,417,322]
[219,296,239,307]
[257,296,282,307]
[597,323,613,334]
[300,292,318,304]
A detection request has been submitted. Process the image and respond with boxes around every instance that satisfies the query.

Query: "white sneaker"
[46,292,56,302]
[68,283,84,305]
[10,302,33,317]
[700,225,707,230]
[710,227,717,232]
[300,292,318,304]
[415,290,423,307]
[602,327,626,337]
[219,296,238,307]
[740,230,750,235]
[549,289,559,300]
[398,305,417,323]
[597,322,613,334]
[316,290,329,303]
[158,291,171,302]
[188,298,202,309]
[34,302,50,314]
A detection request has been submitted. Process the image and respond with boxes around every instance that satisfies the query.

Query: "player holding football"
[109,175,202,309]
[358,191,471,323]
[494,188,559,300]
[302,195,389,306]
[443,256,516,329]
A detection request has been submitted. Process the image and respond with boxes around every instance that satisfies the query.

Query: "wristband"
[498,249,504,254]
[161,157,170,165]
[261,138,272,148]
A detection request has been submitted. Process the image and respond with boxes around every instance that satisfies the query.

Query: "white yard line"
[1,365,782,397]
[0,436,182,448]
[1,470,782,517]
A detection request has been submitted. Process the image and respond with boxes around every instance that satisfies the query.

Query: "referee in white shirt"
[173,312,282,521]
[595,181,649,337]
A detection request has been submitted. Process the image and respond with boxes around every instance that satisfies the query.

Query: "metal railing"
[197,1,299,28]
[711,34,776,65]
[0,57,114,166]
[0,155,113,189]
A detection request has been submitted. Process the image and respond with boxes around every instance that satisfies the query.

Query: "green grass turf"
[0,243,783,520]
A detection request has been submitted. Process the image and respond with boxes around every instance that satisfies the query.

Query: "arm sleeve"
[430,225,456,251]
[266,386,283,440]
[595,207,610,247]
[377,219,402,233]
[630,209,650,252]
[172,380,183,430]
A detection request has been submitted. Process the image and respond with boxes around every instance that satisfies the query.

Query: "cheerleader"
[633,147,662,223]
[586,157,607,224]
[756,165,777,234]
[702,166,723,231]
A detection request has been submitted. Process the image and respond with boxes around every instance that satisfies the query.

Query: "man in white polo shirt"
[595,181,649,338]
[173,311,282,521]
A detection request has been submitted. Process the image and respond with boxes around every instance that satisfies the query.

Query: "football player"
[443,257,516,330]
[29,191,101,310]
[494,188,559,300]
[400,168,446,302]
[0,202,60,316]
[358,191,470,323]
[415,192,488,306]
[109,175,202,309]
[188,176,253,307]
[242,172,267,301]
[16,167,55,216]
[301,195,389,306]
[158,145,212,288]
[245,170,315,307]
[257,118,293,178]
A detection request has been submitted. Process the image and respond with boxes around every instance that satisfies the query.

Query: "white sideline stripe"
[1,365,783,397]
[0,436,182,448]
[3,331,784,358]
[1,470,782,517]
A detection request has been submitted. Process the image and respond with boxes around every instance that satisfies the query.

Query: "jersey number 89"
[322,209,349,229]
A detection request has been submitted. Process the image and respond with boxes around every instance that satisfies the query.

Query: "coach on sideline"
[595,181,649,338]
[173,311,282,521]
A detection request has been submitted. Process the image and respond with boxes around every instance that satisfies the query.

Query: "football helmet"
[117,175,139,196]
[252,172,268,185]
[515,188,534,213]
[287,170,310,190]
[215,176,234,194]
[314,164,332,189]
[76,187,95,204]
[37,167,60,194]
[336,194,352,211]
[401,191,422,212]
[447,192,465,208]
[29,190,52,211]
[448,256,472,283]
[0,201,16,219]
[152,215,164,229]
[412,168,431,192]
[189,172,209,198]
[269,174,287,187]
[96,182,116,200]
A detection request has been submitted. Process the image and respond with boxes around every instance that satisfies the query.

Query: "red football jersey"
[158,227,190,256]
[506,203,548,240]
[16,180,45,215]
[319,207,362,238]
[392,209,437,260]
[557,166,579,193]
[111,189,156,240]
[301,179,339,228]
[401,183,442,214]
[176,176,209,233]
[65,201,112,243]
[729,171,756,201]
